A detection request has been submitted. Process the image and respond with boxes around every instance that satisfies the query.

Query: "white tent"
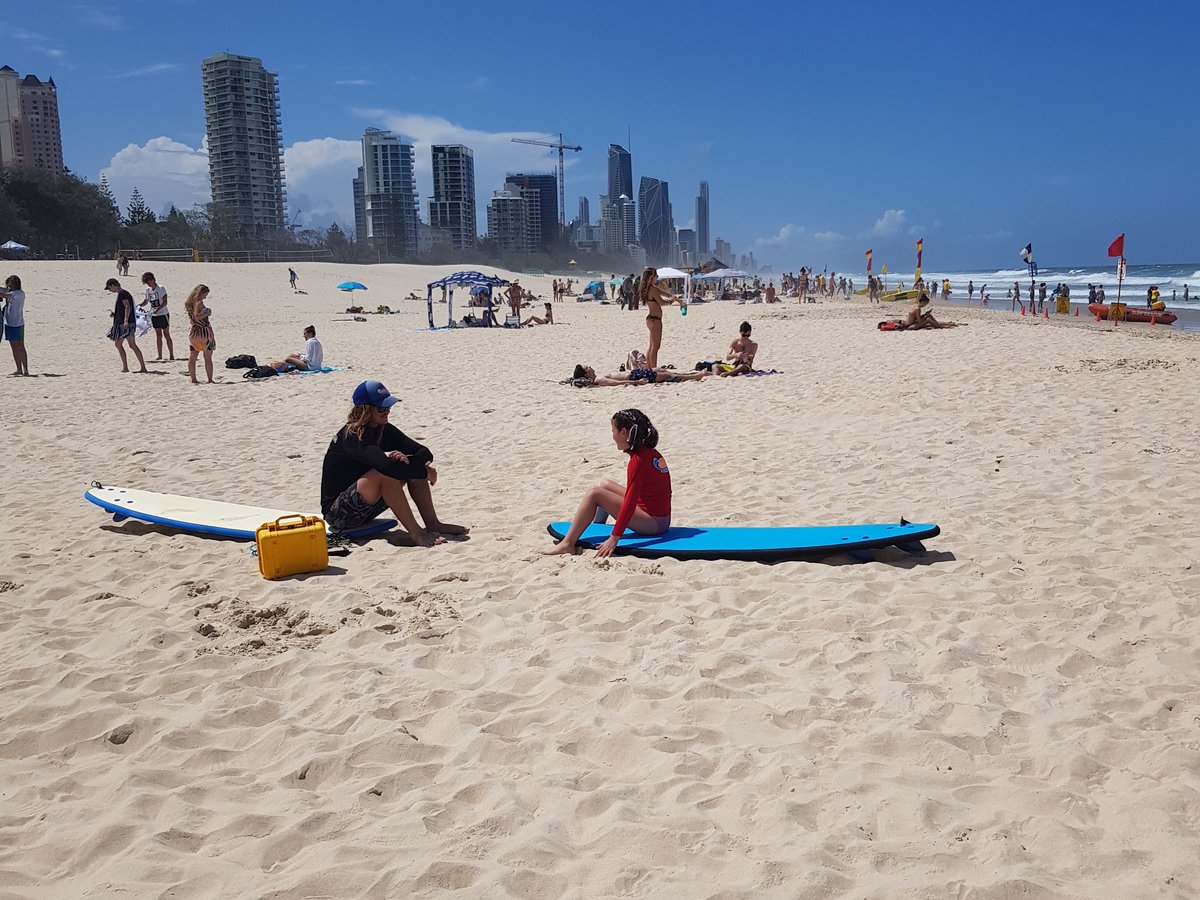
[656,266,692,303]
[0,240,29,251]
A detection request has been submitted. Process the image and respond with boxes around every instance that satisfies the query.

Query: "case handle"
[272,514,309,529]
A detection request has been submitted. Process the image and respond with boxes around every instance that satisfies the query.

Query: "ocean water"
[872,263,1200,307]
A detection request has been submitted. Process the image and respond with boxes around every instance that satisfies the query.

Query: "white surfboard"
[85,485,395,540]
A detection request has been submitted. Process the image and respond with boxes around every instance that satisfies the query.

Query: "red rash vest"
[612,446,672,535]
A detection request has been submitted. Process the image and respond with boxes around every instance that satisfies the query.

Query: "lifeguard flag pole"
[1020,243,1036,311]
[1108,233,1126,306]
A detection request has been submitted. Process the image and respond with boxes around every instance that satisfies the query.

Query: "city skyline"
[3,0,1197,270]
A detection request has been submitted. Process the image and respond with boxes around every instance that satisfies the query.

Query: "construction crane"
[510,133,582,229]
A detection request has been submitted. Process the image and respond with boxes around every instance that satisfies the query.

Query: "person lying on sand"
[321,380,468,547]
[571,363,709,386]
[905,296,965,329]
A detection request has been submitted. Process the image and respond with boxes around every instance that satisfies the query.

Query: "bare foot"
[206,378,215,383]
[407,529,446,548]
[542,541,578,556]
[190,379,199,384]
[432,522,470,535]
[138,368,149,373]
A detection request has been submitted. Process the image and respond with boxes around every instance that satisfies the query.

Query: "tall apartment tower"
[605,144,634,244]
[577,196,589,226]
[695,181,710,255]
[503,172,556,248]
[0,66,64,173]
[360,128,418,259]
[637,176,675,266]
[201,53,286,236]
[429,144,476,250]
[352,166,366,242]
[487,183,533,255]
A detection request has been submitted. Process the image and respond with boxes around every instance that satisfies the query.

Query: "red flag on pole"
[1107,233,1125,258]
[865,249,873,274]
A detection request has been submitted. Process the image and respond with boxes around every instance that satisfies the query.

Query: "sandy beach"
[1,260,1198,898]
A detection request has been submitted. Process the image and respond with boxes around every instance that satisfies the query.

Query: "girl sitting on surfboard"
[545,409,671,558]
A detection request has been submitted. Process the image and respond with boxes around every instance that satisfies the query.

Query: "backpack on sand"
[225,354,257,369]
[243,365,278,379]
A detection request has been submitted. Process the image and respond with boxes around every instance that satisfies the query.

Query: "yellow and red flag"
[915,238,924,283]
[865,249,873,273]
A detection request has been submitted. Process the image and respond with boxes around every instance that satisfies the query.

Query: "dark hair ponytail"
[612,408,658,452]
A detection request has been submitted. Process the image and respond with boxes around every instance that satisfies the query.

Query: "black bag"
[243,365,278,379]
[225,354,257,369]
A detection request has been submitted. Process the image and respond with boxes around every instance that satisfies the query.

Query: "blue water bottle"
[681,301,688,317]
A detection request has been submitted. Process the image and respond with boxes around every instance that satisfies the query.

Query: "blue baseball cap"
[352,380,400,408]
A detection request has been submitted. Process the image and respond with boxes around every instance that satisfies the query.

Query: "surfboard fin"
[895,540,926,553]
[111,513,128,523]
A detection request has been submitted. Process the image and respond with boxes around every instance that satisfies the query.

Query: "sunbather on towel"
[571,363,709,387]
[905,296,965,329]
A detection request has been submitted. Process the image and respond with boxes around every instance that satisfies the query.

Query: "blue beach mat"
[547,520,940,561]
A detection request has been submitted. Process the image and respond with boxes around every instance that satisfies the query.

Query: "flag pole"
[1116,256,1124,306]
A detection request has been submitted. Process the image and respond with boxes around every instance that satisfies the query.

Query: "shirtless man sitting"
[904,296,963,329]
[716,321,759,376]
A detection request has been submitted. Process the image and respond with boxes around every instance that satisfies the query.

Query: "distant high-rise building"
[429,144,476,251]
[503,172,557,248]
[487,183,534,255]
[714,238,732,265]
[600,193,636,254]
[607,144,633,204]
[0,66,64,173]
[201,53,286,237]
[637,176,675,266]
[695,181,710,255]
[577,196,589,226]
[360,128,418,259]
[352,166,366,242]
[677,228,697,267]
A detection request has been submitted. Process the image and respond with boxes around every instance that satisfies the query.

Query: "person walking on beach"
[1184,284,1190,303]
[544,408,671,558]
[105,278,148,374]
[138,272,174,361]
[184,283,216,384]
[1038,283,1047,314]
[1096,284,1106,304]
[638,267,685,369]
[967,280,974,301]
[288,268,298,291]
[321,380,468,547]
[0,275,29,376]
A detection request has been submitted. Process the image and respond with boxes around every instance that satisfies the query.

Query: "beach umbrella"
[469,285,489,296]
[567,259,577,266]
[607,276,624,286]
[0,240,29,251]
[337,281,368,292]
[585,280,604,294]
[696,256,729,274]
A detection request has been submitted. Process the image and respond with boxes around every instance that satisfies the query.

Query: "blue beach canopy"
[426,271,511,329]
[337,281,368,291]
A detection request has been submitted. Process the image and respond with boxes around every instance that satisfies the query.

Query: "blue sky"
[6,0,1197,270]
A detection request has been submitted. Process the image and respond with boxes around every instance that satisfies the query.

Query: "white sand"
[1,261,1198,898]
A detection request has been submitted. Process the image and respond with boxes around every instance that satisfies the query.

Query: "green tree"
[125,187,156,226]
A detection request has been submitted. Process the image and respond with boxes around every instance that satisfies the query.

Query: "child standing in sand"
[545,409,671,558]
[104,278,148,373]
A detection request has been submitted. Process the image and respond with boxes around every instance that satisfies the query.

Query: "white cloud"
[754,223,805,248]
[813,230,845,242]
[866,208,906,237]
[111,63,182,79]
[101,136,211,215]
[334,79,375,86]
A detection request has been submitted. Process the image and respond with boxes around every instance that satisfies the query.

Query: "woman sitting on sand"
[522,302,555,326]
[321,380,468,547]
[638,267,686,368]
[545,409,671,558]
[570,363,708,387]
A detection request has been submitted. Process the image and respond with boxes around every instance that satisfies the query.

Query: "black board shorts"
[326,484,388,532]
[151,314,170,329]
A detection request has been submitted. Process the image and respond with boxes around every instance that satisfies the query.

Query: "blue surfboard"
[85,486,395,541]
[546,520,939,561]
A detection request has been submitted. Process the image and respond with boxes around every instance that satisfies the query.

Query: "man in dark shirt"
[321,380,468,546]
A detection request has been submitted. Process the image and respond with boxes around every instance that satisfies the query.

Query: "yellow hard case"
[255,514,328,580]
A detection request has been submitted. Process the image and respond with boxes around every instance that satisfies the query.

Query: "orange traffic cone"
[1044,308,1050,319]
[1074,307,1079,316]
[1151,315,1157,326]
[1020,305,1025,316]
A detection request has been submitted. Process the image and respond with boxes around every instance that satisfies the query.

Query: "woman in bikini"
[545,408,671,558]
[185,284,216,384]
[637,267,685,368]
